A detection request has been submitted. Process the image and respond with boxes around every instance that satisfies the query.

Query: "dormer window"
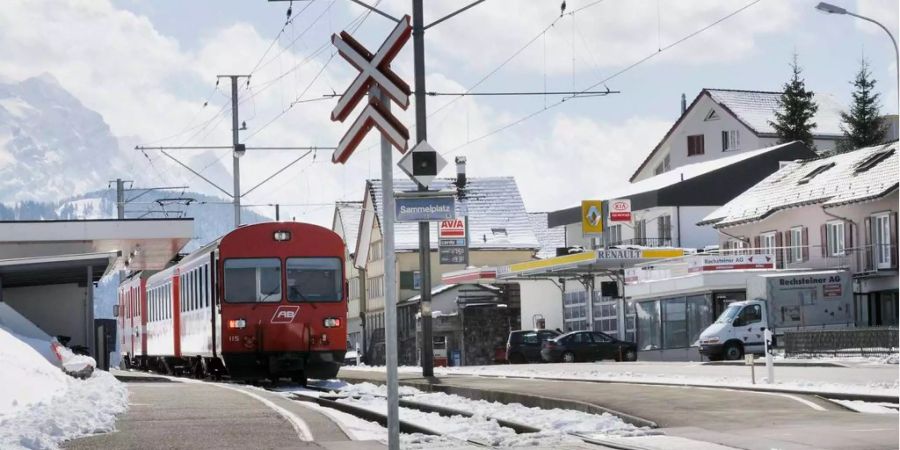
[797,162,835,185]
[854,148,895,173]
[491,228,508,237]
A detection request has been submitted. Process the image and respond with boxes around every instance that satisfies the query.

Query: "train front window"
[224,258,282,303]
[286,258,342,302]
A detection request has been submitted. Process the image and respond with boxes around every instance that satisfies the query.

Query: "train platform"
[64,370,385,450]
[338,368,900,450]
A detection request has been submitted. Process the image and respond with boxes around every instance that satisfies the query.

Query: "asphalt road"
[339,368,900,450]
[63,372,385,450]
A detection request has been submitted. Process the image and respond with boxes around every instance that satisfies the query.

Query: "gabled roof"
[630,88,845,182]
[364,177,540,252]
[528,212,566,259]
[700,142,898,228]
[332,201,363,253]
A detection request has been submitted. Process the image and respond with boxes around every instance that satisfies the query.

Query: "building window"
[366,275,384,298]
[654,154,671,175]
[413,271,421,289]
[662,298,687,349]
[721,130,740,151]
[790,227,803,262]
[563,291,589,331]
[634,219,647,242]
[687,134,705,156]
[657,215,672,243]
[798,162,835,185]
[827,221,845,256]
[607,224,622,245]
[760,232,776,254]
[370,240,383,261]
[875,214,892,268]
[635,300,661,351]
[704,109,719,121]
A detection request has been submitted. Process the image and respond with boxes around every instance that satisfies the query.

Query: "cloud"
[856,0,899,38]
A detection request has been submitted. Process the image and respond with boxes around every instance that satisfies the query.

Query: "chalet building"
[700,142,898,327]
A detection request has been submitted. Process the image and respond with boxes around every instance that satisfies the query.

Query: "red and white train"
[117,222,347,382]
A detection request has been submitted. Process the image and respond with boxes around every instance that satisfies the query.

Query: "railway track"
[278,383,657,450]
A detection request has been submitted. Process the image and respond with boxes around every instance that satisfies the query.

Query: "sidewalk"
[64,371,384,450]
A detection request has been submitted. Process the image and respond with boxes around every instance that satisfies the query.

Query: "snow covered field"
[348,359,900,397]
[0,327,128,450]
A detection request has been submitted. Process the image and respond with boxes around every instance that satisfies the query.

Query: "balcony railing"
[609,237,674,248]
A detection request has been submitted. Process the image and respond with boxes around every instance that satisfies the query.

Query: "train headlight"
[323,317,342,328]
[228,319,247,329]
[273,231,292,241]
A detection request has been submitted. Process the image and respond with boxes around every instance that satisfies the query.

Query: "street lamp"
[815,2,899,94]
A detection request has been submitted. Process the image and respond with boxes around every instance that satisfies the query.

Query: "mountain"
[0,75,272,319]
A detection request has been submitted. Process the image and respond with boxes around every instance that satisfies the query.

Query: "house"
[699,142,898,327]
[331,201,364,351]
[631,89,845,183]
[549,141,817,251]
[527,212,566,259]
[352,177,541,365]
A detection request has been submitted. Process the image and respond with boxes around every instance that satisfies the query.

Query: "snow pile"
[0,303,57,364]
[0,327,128,450]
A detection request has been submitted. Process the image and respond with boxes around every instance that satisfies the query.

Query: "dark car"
[506,329,560,364]
[540,331,637,363]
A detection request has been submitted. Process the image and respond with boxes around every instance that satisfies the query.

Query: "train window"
[223,258,282,303]
[203,265,209,308]
[286,258,342,302]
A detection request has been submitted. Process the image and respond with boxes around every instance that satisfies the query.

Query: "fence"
[783,327,899,357]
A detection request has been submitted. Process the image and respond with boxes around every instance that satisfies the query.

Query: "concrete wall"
[678,206,720,249]
[518,279,563,331]
[3,283,89,348]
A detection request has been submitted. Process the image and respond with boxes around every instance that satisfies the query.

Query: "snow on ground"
[832,400,899,414]
[0,327,128,450]
[349,360,899,397]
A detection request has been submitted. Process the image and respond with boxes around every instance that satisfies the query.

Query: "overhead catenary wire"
[442,0,764,155]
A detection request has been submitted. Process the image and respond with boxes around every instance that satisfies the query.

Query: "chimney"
[680,93,687,115]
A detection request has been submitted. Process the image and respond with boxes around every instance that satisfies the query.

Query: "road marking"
[212,383,315,441]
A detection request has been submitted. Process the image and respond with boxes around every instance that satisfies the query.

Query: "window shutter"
[722,131,728,151]
[864,217,873,271]
[775,232,783,268]
[802,227,809,262]
[820,224,827,258]
[844,221,853,257]
[753,236,761,252]
[891,212,898,268]
[784,231,792,263]
[399,271,414,290]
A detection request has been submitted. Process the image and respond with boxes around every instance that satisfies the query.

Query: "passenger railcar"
[118,222,347,382]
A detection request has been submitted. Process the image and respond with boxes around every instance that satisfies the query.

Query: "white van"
[698,270,853,361]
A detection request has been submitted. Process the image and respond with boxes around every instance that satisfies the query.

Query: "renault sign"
[581,200,603,236]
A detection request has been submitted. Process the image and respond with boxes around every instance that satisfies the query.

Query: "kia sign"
[609,199,632,223]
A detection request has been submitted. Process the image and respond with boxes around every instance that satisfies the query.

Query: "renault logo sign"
[581,200,603,236]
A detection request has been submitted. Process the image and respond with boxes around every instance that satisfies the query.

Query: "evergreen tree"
[769,55,819,149]
[839,58,887,152]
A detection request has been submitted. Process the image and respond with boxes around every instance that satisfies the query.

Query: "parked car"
[540,331,637,363]
[506,329,560,364]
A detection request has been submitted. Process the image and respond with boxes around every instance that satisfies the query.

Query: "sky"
[1,0,897,226]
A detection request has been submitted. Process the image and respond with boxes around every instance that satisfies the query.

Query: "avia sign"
[608,199,632,223]
[688,254,775,272]
[439,218,465,239]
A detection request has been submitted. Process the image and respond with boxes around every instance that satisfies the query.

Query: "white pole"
[764,328,775,384]
[377,86,401,450]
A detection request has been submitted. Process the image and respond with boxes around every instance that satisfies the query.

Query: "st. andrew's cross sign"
[331,15,412,164]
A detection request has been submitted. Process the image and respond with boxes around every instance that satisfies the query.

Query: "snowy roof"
[706,89,844,137]
[630,88,844,182]
[367,177,540,251]
[604,141,800,200]
[701,142,898,228]
[334,201,363,253]
[528,212,566,259]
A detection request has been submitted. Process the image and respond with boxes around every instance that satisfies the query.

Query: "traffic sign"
[330,15,412,165]
[398,140,446,188]
[395,195,456,222]
[581,200,603,236]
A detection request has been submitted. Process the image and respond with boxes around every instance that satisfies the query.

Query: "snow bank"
[0,327,128,449]
[0,303,57,364]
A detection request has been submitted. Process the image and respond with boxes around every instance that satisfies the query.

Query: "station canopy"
[442,247,689,284]
[0,219,194,285]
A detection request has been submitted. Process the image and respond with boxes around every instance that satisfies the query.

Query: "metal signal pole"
[219,75,250,229]
[411,0,434,378]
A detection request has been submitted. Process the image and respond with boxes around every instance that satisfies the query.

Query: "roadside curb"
[464,373,900,404]
[702,361,849,368]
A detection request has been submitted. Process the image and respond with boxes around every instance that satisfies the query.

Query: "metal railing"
[784,327,899,357]
[609,237,674,248]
